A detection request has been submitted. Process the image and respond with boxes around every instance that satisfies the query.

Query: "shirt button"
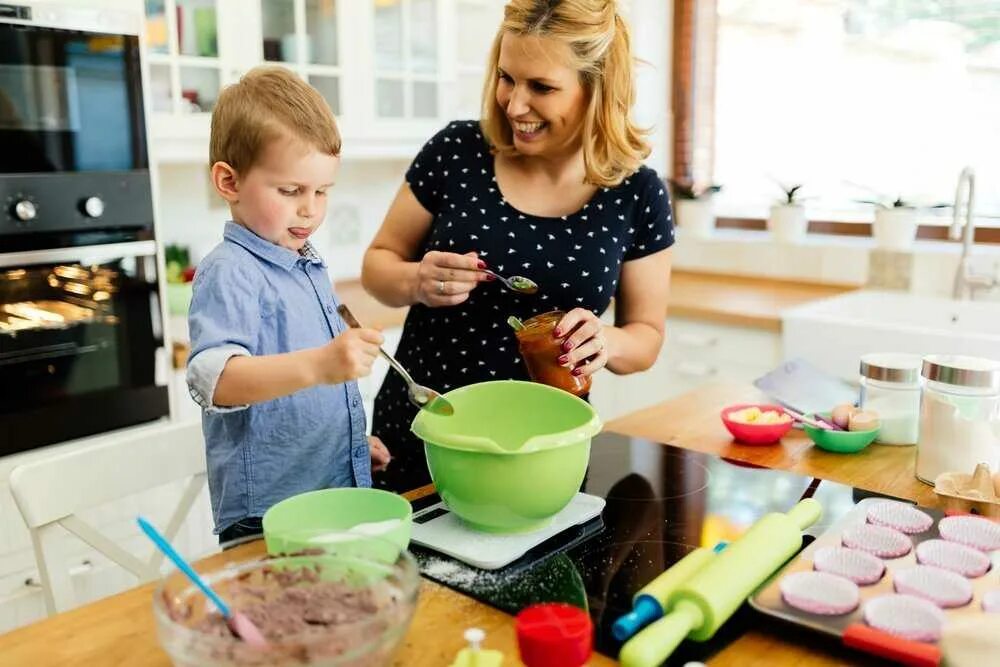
[351,398,359,407]
[326,305,333,314]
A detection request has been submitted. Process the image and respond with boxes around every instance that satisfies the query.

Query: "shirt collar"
[223,221,326,270]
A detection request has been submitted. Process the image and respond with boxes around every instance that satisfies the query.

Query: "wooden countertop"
[665,271,856,332]
[333,270,858,334]
[2,381,932,666]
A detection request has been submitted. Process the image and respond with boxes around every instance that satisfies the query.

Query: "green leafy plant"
[776,183,805,205]
[668,178,722,200]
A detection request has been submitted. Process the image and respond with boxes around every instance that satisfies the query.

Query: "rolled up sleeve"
[186,257,262,413]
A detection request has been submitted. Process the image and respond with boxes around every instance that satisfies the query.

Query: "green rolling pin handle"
[611,542,729,642]
[619,599,704,667]
[786,497,822,531]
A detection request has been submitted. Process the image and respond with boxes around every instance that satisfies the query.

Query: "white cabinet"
[590,317,781,422]
[147,0,507,162]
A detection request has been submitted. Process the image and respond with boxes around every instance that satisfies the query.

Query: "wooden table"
[0,381,933,666]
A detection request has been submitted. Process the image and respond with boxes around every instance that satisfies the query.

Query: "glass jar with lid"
[916,354,1000,485]
[859,353,922,445]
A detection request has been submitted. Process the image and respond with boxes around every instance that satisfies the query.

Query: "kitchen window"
[701,0,1000,230]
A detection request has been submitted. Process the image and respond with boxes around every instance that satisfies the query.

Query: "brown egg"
[831,403,857,429]
[849,410,880,432]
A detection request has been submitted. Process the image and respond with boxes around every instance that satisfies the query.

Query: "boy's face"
[228,137,340,252]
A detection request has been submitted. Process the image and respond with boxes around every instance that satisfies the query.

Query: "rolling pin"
[612,542,728,642]
[620,498,822,667]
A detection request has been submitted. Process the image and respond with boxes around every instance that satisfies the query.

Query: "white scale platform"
[411,492,606,570]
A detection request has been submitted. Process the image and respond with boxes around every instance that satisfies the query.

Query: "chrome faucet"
[950,167,996,299]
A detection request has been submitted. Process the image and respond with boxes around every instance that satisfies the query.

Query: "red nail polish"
[477,260,486,269]
[486,274,496,281]
[572,368,583,376]
[553,328,563,337]
[562,340,574,352]
[558,354,569,364]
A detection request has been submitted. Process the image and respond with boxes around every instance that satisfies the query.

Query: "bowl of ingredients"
[153,548,419,666]
[263,488,412,561]
[803,403,881,453]
[411,380,602,533]
[720,404,794,444]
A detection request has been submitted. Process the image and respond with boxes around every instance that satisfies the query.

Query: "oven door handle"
[0,241,158,268]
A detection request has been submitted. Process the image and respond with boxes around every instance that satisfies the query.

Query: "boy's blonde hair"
[480,0,649,187]
[209,66,341,173]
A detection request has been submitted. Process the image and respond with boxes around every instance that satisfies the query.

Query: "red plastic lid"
[515,603,593,667]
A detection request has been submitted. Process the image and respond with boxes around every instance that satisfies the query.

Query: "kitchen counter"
[333,270,858,334]
[0,380,933,665]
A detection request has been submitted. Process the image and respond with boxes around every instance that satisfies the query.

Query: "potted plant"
[767,183,809,243]
[668,179,722,239]
[856,195,948,251]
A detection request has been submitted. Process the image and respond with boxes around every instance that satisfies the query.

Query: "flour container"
[859,353,922,445]
[916,355,1000,485]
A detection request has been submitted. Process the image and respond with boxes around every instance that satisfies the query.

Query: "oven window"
[0,25,147,173]
[0,256,161,413]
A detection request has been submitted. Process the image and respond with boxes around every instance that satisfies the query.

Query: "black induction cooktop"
[410,432,898,666]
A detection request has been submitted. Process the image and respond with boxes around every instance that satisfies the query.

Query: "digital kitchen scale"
[411,492,607,570]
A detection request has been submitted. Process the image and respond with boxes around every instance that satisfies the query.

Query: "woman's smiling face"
[495,33,589,158]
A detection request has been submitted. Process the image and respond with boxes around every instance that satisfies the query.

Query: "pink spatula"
[137,517,268,649]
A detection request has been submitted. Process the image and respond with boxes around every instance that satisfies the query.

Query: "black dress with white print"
[371,121,674,492]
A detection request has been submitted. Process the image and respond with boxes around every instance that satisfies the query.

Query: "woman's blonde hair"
[209,66,341,173]
[480,0,649,187]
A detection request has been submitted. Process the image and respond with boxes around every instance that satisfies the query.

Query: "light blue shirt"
[187,222,369,534]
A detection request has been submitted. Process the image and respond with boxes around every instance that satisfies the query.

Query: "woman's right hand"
[414,250,490,307]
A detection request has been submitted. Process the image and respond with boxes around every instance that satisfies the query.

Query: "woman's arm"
[362,182,487,308]
[606,248,672,374]
[558,248,672,377]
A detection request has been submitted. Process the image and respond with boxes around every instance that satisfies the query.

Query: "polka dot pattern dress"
[372,121,675,492]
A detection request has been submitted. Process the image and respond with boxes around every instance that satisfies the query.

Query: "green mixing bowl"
[803,413,880,454]
[262,487,412,562]
[411,381,602,534]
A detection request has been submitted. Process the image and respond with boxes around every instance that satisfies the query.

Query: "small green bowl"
[803,413,880,454]
[262,488,412,562]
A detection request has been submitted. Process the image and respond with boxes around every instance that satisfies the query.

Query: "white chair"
[9,420,207,615]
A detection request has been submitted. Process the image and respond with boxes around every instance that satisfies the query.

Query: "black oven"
[0,4,169,454]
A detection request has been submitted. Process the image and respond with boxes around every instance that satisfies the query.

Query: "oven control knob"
[12,199,37,222]
[80,196,105,219]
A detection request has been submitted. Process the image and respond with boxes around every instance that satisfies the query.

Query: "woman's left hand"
[555,308,609,378]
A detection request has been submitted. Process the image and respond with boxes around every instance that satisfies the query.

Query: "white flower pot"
[675,198,715,239]
[873,208,919,251]
[767,204,808,243]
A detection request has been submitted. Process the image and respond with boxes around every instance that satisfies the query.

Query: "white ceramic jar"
[859,353,922,446]
[916,355,1000,485]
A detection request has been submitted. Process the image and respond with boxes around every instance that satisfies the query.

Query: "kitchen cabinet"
[147,0,506,162]
[590,317,782,422]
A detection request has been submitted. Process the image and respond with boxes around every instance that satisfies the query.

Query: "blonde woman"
[362,0,673,492]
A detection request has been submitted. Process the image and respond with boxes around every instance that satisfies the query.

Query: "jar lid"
[921,354,1000,389]
[516,603,592,667]
[860,353,923,384]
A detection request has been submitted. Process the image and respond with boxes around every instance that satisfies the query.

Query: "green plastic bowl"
[262,488,412,561]
[411,381,602,534]
[803,413,880,454]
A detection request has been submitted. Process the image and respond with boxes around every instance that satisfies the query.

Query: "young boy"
[186,67,391,545]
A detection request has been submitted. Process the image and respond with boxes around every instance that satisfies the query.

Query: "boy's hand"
[316,328,383,384]
[368,435,391,472]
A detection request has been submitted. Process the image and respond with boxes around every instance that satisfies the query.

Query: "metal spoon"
[336,304,454,416]
[478,268,539,295]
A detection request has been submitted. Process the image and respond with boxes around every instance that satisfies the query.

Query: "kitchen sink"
[781,290,1000,381]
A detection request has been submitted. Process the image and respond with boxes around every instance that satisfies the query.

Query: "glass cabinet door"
[373,0,440,119]
[261,0,341,115]
[144,0,221,115]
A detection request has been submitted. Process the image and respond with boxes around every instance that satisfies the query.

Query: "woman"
[362,0,674,492]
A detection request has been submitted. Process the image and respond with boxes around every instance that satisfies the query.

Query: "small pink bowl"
[720,403,794,445]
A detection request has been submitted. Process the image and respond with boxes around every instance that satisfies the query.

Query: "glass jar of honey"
[515,311,592,397]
